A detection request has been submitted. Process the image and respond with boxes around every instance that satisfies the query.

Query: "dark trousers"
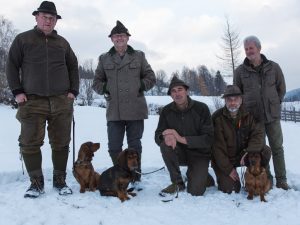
[107,120,144,153]
[107,120,144,164]
[213,166,241,194]
[160,143,210,196]
[264,119,287,183]
[16,94,73,178]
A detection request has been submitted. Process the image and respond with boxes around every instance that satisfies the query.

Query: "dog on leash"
[73,142,100,193]
[98,148,140,202]
[244,152,271,202]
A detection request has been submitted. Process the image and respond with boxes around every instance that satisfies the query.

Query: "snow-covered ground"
[0,96,300,225]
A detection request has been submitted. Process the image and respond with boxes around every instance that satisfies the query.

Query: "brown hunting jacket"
[92,46,156,121]
[233,54,286,123]
[211,106,264,175]
[6,26,79,97]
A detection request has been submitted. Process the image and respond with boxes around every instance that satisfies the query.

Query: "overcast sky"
[1,0,299,91]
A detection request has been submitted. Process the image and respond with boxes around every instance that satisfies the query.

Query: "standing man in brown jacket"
[212,85,271,193]
[234,36,289,190]
[6,1,79,198]
[155,76,214,196]
[92,21,156,182]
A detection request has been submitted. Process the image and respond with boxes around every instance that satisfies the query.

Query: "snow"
[0,96,300,225]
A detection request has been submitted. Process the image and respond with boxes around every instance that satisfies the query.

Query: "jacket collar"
[34,26,57,37]
[108,45,135,56]
[243,54,269,67]
[170,96,194,112]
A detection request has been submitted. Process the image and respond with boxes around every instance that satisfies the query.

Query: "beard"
[226,105,240,113]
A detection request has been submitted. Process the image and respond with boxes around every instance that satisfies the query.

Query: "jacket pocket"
[129,62,140,69]
[104,64,115,70]
[240,73,254,89]
[269,98,281,118]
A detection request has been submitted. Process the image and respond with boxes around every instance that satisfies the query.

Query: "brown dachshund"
[244,152,271,202]
[98,148,140,202]
[73,142,101,193]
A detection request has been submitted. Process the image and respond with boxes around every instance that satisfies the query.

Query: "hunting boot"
[24,176,45,198]
[276,180,291,190]
[53,170,73,195]
[161,181,186,194]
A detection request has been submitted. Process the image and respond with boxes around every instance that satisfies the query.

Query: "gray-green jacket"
[233,54,286,123]
[6,26,79,97]
[92,46,156,121]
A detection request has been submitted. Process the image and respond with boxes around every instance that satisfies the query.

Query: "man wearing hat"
[155,76,214,196]
[92,21,156,183]
[6,1,79,198]
[211,85,271,193]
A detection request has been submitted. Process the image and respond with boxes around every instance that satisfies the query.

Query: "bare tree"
[78,59,94,106]
[153,70,168,95]
[0,15,17,106]
[217,16,241,77]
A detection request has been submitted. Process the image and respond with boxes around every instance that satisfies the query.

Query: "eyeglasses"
[39,14,56,23]
[111,34,128,39]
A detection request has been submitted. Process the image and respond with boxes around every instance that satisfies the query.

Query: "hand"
[15,93,27,103]
[229,168,240,182]
[163,133,177,149]
[240,152,248,166]
[162,129,187,144]
[67,92,75,99]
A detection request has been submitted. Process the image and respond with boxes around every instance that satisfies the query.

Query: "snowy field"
[0,96,300,225]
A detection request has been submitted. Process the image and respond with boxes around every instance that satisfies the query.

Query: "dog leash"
[240,166,246,189]
[72,116,76,171]
[19,151,25,175]
[134,166,165,175]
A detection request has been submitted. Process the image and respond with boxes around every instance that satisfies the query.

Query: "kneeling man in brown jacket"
[211,85,271,193]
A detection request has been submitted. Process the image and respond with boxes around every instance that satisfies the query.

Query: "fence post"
[284,108,287,121]
[293,108,296,123]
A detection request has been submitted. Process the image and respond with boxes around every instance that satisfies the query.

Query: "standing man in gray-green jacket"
[155,76,214,196]
[234,35,289,190]
[92,21,156,182]
[6,1,79,198]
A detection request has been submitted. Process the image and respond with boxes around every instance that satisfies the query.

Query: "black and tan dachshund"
[98,148,140,202]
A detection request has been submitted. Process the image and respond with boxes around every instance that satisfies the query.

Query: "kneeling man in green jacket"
[155,76,215,196]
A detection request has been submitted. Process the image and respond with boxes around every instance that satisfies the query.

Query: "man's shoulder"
[161,102,173,111]
[212,108,224,121]
[265,59,281,70]
[190,99,209,111]
[16,29,35,38]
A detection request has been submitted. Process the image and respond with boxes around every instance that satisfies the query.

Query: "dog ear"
[117,149,128,168]
[78,143,89,160]
[260,145,271,167]
[91,143,100,152]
